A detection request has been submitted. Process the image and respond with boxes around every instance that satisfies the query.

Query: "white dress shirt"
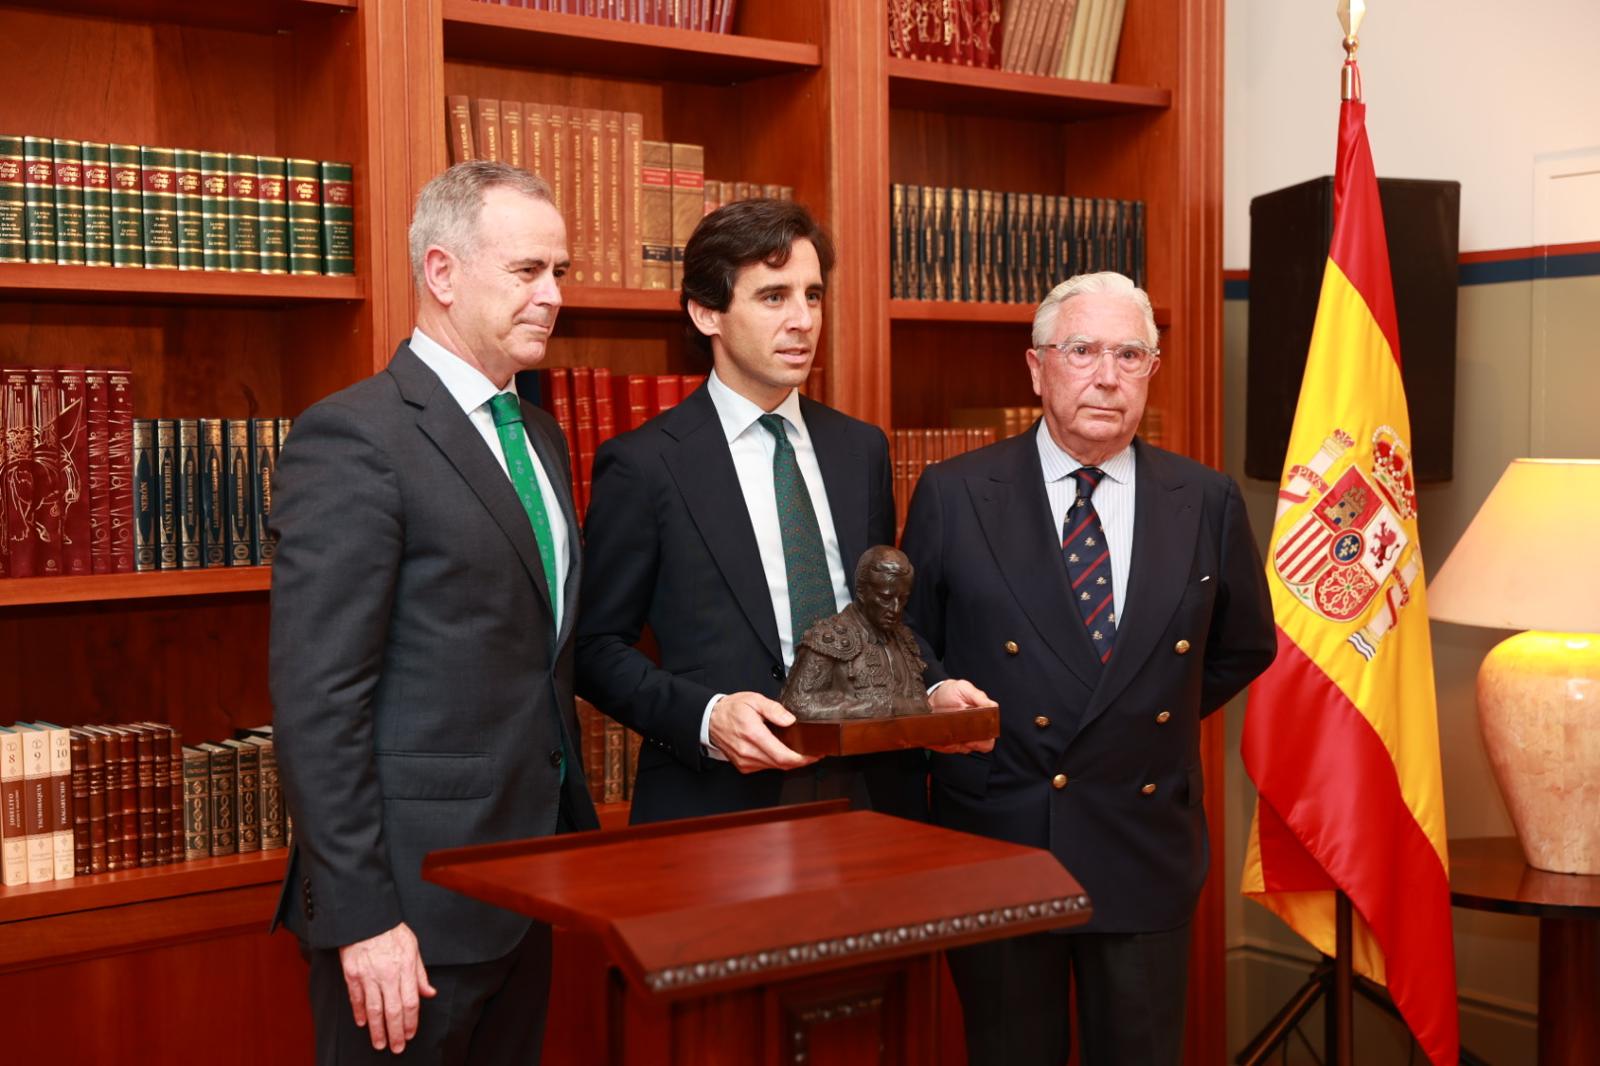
[1037,423,1136,627]
[699,369,851,756]
[408,328,571,628]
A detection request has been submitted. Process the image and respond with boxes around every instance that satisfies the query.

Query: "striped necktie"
[1063,466,1117,665]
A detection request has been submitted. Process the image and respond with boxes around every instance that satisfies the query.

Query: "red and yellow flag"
[1240,97,1459,1064]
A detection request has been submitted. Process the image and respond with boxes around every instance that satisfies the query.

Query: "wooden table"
[1450,837,1600,1065]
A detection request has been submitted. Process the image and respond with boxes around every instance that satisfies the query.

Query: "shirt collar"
[409,328,514,415]
[1035,421,1135,485]
[706,368,807,445]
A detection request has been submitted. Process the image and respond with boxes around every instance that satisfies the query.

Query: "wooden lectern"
[424,803,1091,1065]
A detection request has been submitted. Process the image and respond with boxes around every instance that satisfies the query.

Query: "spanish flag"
[1239,93,1459,1064]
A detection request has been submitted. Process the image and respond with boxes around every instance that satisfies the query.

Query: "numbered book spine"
[319,161,354,276]
[177,418,202,569]
[80,142,112,266]
[155,418,178,570]
[286,158,322,276]
[18,725,54,883]
[0,727,27,887]
[174,149,204,270]
[22,135,56,264]
[34,722,75,881]
[56,365,92,575]
[139,146,180,269]
[51,138,86,265]
[0,135,24,263]
[108,144,144,268]
[182,746,212,861]
[222,739,260,853]
[199,418,226,566]
[199,150,230,271]
[224,418,254,565]
[107,370,135,572]
[251,418,277,564]
[227,153,261,272]
[132,418,159,571]
[257,155,289,274]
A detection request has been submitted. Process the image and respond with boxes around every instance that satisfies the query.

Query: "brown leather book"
[575,698,606,805]
[27,369,65,576]
[580,108,605,286]
[544,368,581,500]
[639,140,672,290]
[133,722,178,863]
[601,110,624,287]
[69,728,90,876]
[548,105,571,223]
[525,101,548,184]
[56,366,92,575]
[84,367,113,574]
[621,112,643,287]
[501,99,524,169]
[473,97,502,162]
[447,95,475,163]
[126,724,158,867]
[668,143,704,287]
[2,369,35,578]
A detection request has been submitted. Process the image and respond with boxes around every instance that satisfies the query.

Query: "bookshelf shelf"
[0,850,288,926]
[558,286,682,317]
[441,1,821,82]
[891,299,1171,328]
[0,265,365,307]
[4,0,357,34]
[887,58,1171,121]
[0,567,272,608]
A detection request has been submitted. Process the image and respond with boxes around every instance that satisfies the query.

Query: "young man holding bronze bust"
[576,198,987,824]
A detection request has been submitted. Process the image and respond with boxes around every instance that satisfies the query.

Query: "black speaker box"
[1245,176,1459,482]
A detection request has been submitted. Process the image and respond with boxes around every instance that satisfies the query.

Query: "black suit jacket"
[903,429,1275,933]
[269,343,598,967]
[575,384,927,824]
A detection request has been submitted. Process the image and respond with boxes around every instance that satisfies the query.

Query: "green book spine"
[250,418,277,565]
[22,135,56,264]
[223,418,254,566]
[286,158,322,276]
[226,153,261,272]
[80,142,111,267]
[198,743,237,857]
[155,419,178,569]
[132,419,159,571]
[257,155,289,274]
[109,144,144,268]
[174,149,204,270]
[199,418,226,567]
[0,135,23,262]
[198,151,229,271]
[176,418,201,570]
[319,160,354,276]
[139,147,179,269]
[181,746,211,861]
[51,139,86,265]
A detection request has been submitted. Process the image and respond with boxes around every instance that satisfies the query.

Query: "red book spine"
[107,370,135,572]
[2,367,34,577]
[82,728,107,873]
[545,368,580,499]
[592,367,616,446]
[84,368,113,573]
[571,367,596,517]
[70,730,90,875]
[132,726,156,867]
[56,366,92,575]
[681,374,706,396]
[653,374,681,415]
[27,369,64,576]
[625,374,650,430]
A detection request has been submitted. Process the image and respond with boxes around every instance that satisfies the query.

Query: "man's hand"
[340,922,437,1053]
[708,692,821,773]
[927,679,997,754]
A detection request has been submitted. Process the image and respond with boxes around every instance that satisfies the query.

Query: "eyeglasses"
[1035,340,1161,378]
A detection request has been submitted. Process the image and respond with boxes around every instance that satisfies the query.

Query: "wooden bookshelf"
[0,264,364,306]
[0,850,288,926]
[0,567,272,608]
[888,56,1172,120]
[559,285,682,317]
[891,298,1172,328]
[1,0,358,33]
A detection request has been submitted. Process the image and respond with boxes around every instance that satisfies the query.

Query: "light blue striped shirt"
[1036,424,1136,627]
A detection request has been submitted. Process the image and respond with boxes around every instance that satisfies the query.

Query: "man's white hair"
[1031,271,1158,348]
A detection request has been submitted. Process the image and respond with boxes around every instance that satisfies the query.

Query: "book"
[639,140,672,290]
[127,723,158,867]
[22,135,56,264]
[16,723,54,883]
[177,418,202,569]
[167,728,183,863]
[473,97,502,162]
[72,727,108,874]
[602,109,624,286]
[174,149,204,270]
[107,370,135,572]
[320,161,355,276]
[2,368,35,576]
[197,742,237,856]
[108,143,144,268]
[51,138,87,266]
[574,107,602,285]
[0,726,27,887]
[668,143,704,287]
[80,142,112,267]
[199,418,226,566]
[31,723,75,881]
[155,418,178,570]
[140,146,180,269]
[224,418,254,565]
[257,156,290,274]
[227,153,262,272]
[251,417,277,564]
[27,368,64,577]
[525,101,548,184]
[80,727,120,871]
[447,95,475,163]
[83,368,113,573]
[622,112,644,288]
[0,135,23,263]
[181,745,212,860]
[287,158,323,276]
[245,735,285,851]
[221,739,261,853]
[547,105,571,221]
[199,150,231,271]
[501,99,524,168]
[132,418,159,571]
[56,365,92,576]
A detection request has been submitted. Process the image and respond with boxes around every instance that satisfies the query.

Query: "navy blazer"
[903,428,1275,933]
[575,383,927,824]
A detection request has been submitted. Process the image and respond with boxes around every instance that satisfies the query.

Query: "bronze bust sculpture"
[780,546,932,721]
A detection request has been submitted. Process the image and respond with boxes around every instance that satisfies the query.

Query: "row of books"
[0,136,354,275]
[476,0,738,31]
[131,416,290,572]
[891,426,1001,535]
[575,698,640,805]
[887,0,1127,82]
[0,720,285,888]
[447,98,790,290]
[891,184,1146,304]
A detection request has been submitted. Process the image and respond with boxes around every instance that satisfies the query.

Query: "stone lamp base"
[1478,631,1600,874]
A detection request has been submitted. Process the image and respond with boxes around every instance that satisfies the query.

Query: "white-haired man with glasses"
[901,271,1276,1066]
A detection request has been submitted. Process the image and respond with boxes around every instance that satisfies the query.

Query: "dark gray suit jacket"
[903,430,1275,934]
[269,342,598,967]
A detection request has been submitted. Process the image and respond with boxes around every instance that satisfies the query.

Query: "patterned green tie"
[757,413,837,646]
[488,392,561,630]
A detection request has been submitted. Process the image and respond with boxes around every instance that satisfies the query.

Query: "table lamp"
[1427,458,1600,874]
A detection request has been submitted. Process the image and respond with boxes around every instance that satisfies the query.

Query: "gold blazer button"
[1052,773,1068,789]
[1174,639,1191,655]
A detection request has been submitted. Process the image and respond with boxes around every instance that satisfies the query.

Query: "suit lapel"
[1075,440,1201,736]
[805,399,870,574]
[661,387,784,665]
[389,345,557,624]
[968,432,1103,692]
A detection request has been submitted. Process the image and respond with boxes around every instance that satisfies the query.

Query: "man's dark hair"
[680,198,836,355]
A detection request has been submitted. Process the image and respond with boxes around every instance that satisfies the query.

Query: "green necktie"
[488,392,561,631]
[757,413,837,647]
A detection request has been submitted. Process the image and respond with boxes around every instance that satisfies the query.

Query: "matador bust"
[780,545,932,721]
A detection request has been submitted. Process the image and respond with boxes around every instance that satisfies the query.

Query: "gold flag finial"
[1338,0,1366,101]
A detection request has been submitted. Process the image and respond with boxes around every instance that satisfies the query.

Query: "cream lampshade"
[1428,458,1600,874]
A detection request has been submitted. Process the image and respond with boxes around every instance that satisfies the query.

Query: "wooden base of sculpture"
[770,704,1000,756]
